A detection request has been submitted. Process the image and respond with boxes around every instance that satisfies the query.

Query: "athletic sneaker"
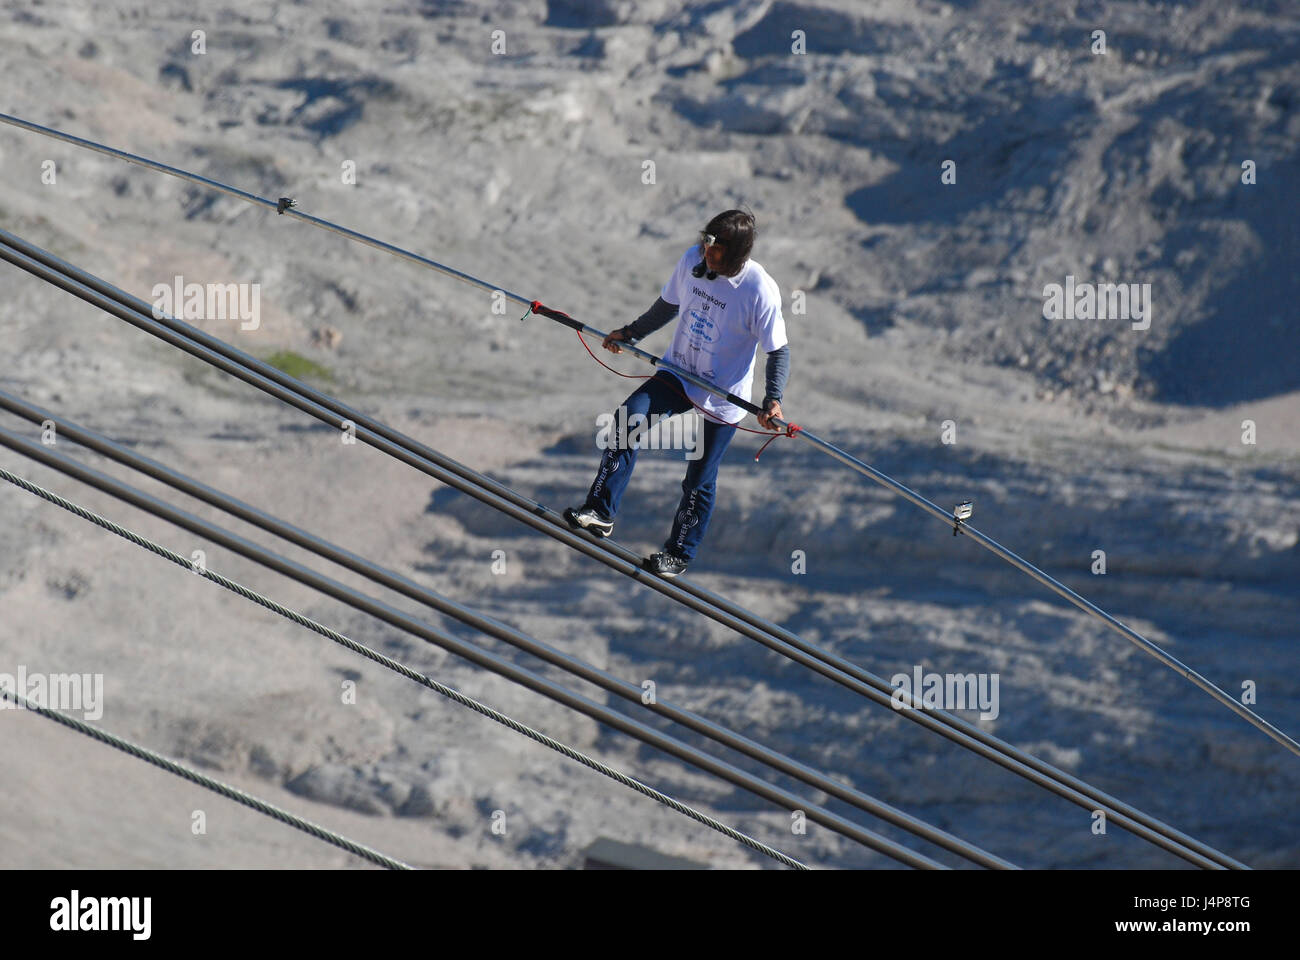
[563,506,614,538]
[644,551,689,578]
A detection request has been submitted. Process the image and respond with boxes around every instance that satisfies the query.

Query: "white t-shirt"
[660,246,787,425]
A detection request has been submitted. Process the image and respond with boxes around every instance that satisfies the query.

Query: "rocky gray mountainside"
[0,0,1296,869]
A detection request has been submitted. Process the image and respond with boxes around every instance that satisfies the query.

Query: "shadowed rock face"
[1140,154,1300,405]
[669,1,1300,407]
[733,2,926,58]
[264,76,400,139]
[843,91,1090,226]
[0,0,1296,871]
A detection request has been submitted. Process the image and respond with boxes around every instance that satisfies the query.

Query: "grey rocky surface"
[1,0,1296,868]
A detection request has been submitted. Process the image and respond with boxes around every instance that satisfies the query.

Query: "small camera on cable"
[952,500,974,536]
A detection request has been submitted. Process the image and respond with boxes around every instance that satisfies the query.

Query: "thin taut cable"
[0,682,411,870]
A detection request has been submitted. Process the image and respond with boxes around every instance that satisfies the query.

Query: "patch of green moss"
[264,350,334,382]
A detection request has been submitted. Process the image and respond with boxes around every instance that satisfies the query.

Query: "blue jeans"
[585,371,737,562]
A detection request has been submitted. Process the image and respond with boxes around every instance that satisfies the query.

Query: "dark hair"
[702,209,756,276]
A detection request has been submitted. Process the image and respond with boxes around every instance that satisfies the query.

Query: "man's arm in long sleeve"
[621,297,678,343]
[763,344,789,407]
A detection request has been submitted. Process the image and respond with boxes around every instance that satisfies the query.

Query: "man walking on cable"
[565,209,789,578]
